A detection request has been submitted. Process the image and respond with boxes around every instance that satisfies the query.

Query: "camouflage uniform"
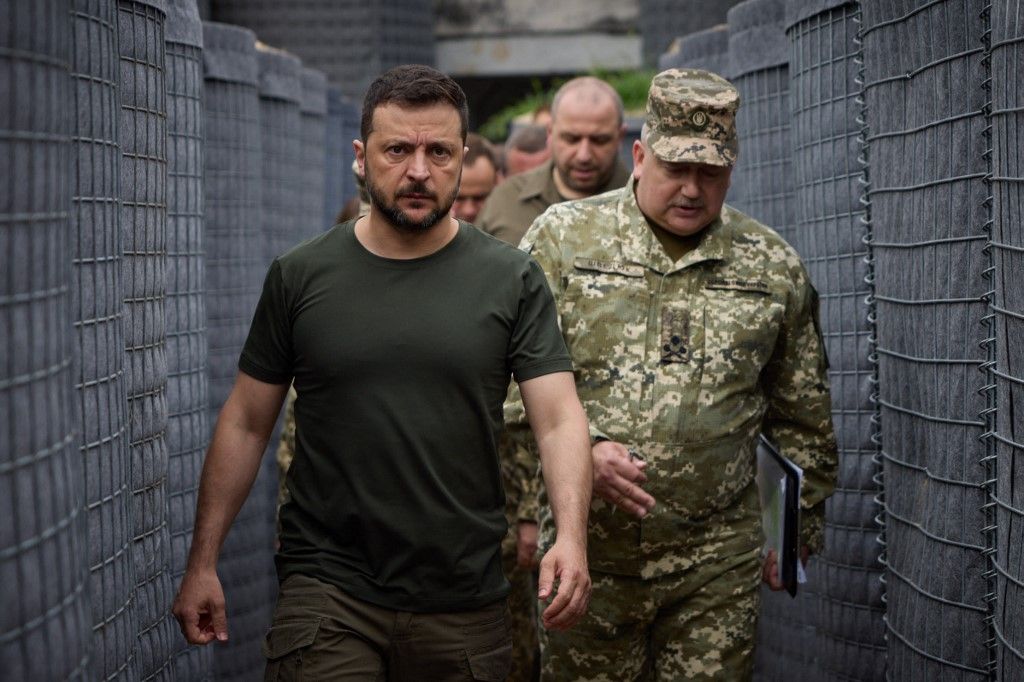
[507,70,837,680]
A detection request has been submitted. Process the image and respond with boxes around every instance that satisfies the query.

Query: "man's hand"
[761,546,811,591]
[537,538,591,631]
[592,440,656,517]
[516,521,539,569]
[172,568,229,645]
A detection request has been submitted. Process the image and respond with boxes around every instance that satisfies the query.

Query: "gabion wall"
[1,1,93,679]
[639,0,740,68]
[210,0,435,98]
[164,0,211,678]
[324,87,360,227]
[69,0,139,678]
[299,67,327,232]
[787,1,885,679]
[658,24,730,77]
[863,1,990,680]
[987,3,1024,679]
[727,0,797,244]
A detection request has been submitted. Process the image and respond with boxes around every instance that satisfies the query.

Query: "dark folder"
[756,434,802,597]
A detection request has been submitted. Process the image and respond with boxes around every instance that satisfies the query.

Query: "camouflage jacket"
[507,182,837,578]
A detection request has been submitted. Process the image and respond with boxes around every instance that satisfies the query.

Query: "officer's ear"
[631,140,646,180]
[353,139,365,176]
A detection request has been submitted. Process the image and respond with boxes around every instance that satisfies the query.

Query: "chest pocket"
[561,258,648,425]
[699,278,784,411]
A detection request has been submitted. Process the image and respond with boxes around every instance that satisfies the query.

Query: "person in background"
[504,124,551,178]
[509,68,837,680]
[452,132,500,224]
[476,76,631,247]
[173,64,594,680]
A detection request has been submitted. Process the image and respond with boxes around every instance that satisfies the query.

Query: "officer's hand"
[591,440,656,517]
[172,568,229,645]
[762,546,811,591]
[516,521,539,569]
[537,538,591,631]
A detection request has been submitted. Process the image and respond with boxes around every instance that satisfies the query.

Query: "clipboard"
[755,434,803,597]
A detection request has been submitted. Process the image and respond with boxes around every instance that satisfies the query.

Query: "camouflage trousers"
[503,548,541,682]
[539,552,761,681]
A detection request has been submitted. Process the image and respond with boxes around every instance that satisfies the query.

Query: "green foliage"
[479,69,656,143]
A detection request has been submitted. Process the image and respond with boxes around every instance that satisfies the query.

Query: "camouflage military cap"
[642,68,740,167]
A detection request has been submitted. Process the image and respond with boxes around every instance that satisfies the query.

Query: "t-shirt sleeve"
[508,257,573,382]
[238,259,294,384]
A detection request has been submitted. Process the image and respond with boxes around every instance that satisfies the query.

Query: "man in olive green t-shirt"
[173,65,594,681]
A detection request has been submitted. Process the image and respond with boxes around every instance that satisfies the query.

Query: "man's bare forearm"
[186,373,288,571]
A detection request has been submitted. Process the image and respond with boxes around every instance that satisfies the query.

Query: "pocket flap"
[573,257,644,277]
[466,640,513,681]
[262,618,322,660]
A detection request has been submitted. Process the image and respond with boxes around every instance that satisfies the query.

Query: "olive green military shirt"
[476,158,633,246]
[508,182,838,578]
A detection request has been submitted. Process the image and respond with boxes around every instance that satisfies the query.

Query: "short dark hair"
[465,133,497,170]
[361,64,469,142]
[505,124,548,154]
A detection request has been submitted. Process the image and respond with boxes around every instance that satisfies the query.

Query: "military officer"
[509,68,838,680]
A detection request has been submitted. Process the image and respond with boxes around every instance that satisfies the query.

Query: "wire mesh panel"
[1,1,93,679]
[988,2,1024,679]
[658,24,730,77]
[640,0,740,68]
[210,0,435,98]
[164,0,211,678]
[861,1,990,680]
[787,1,885,679]
[727,0,797,245]
[117,1,178,679]
[324,87,359,228]
[200,21,275,682]
[69,1,140,679]
[299,67,327,232]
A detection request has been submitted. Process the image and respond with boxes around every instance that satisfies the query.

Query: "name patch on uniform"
[573,258,644,278]
[704,277,770,293]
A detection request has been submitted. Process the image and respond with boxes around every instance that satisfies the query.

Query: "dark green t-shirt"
[239,220,572,612]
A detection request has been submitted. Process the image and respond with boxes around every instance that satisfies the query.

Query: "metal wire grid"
[300,67,327,232]
[987,2,1024,678]
[211,0,434,98]
[861,1,990,679]
[69,1,141,679]
[324,87,356,229]
[640,0,739,67]
[658,24,731,78]
[1,1,94,679]
[788,3,886,679]
[164,33,212,680]
[117,2,178,679]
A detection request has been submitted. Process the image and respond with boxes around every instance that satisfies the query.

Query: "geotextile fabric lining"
[862,1,990,679]
[117,1,177,678]
[200,22,277,682]
[1,1,93,679]
[725,0,796,245]
[164,0,211,677]
[657,24,730,78]
[788,2,885,679]
[640,0,739,68]
[210,0,435,98]
[70,0,138,679]
[988,3,1024,679]
[300,67,327,232]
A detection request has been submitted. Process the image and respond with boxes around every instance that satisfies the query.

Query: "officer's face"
[452,156,498,223]
[355,103,463,232]
[632,140,732,237]
[549,91,624,196]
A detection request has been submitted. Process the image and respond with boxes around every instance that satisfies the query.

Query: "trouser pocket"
[262,618,322,682]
